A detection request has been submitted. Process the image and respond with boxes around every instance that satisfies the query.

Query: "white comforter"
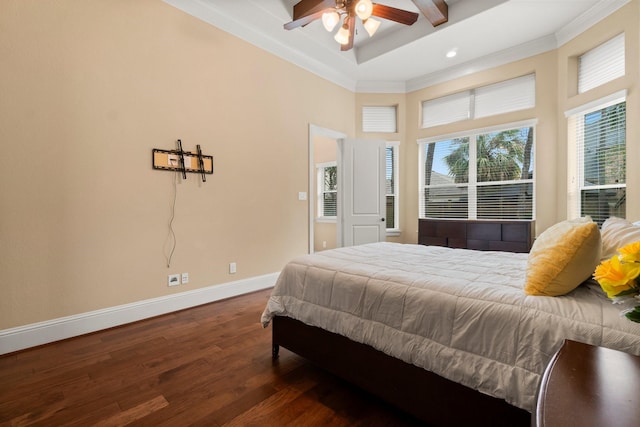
[261,242,640,412]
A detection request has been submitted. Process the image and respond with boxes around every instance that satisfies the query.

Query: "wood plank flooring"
[0,289,423,426]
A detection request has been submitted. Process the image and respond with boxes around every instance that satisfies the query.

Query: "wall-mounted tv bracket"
[153,139,213,182]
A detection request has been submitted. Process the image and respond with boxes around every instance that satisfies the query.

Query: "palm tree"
[521,127,533,180]
[443,129,533,219]
[444,139,469,183]
[475,130,524,182]
[445,129,529,182]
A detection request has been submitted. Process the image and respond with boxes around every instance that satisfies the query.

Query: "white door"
[338,138,386,247]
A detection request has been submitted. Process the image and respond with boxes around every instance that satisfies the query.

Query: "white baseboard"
[0,273,278,355]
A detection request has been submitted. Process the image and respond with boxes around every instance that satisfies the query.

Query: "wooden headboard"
[418,219,534,253]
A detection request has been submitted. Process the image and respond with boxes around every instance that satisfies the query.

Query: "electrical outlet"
[229,262,237,274]
[168,274,180,286]
[181,272,189,284]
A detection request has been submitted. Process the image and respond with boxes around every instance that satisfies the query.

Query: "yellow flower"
[593,256,640,298]
[618,241,640,263]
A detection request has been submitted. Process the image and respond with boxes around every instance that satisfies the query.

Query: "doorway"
[308,125,346,254]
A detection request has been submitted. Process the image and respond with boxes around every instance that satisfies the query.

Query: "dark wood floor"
[0,289,424,426]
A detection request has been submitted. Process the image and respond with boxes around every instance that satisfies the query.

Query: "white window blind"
[578,33,625,94]
[421,91,470,128]
[567,94,626,225]
[362,106,397,133]
[386,142,399,230]
[419,122,535,220]
[317,162,337,218]
[420,137,470,218]
[421,74,535,128]
[475,74,535,118]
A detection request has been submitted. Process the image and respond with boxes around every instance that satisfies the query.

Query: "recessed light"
[446,49,457,58]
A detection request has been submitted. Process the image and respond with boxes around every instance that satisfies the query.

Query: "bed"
[261,218,640,426]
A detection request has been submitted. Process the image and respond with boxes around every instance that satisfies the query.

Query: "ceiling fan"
[284,0,448,51]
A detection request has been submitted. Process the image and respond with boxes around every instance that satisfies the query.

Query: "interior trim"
[0,273,278,355]
[162,0,629,94]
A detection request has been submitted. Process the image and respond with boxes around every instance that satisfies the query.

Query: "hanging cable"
[164,171,178,268]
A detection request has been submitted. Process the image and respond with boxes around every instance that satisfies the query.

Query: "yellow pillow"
[524,217,601,296]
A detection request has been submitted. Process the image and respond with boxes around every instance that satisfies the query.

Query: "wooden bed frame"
[270,219,536,425]
[272,315,530,426]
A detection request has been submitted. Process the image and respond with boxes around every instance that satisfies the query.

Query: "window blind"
[362,106,397,133]
[476,126,534,220]
[385,144,399,229]
[421,74,535,128]
[419,124,535,220]
[578,33,625,94]
[570,98,626,225]
[420,138,470,219]
[477,183,533,219]
[421,91,470,128]
[317,163,337,218]
[475,74,535,118]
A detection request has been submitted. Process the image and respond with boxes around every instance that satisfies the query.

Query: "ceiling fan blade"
[284,10,327,30]
[293,0,335,21]
[411,0,448,26]
[340,15,356,51]
[371,4,419,26]
[284,0,336,30]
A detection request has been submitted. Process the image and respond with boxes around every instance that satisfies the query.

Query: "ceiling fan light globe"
[334,25,350,45]
[322,11,340,32]
[363,18,381,37]
[355,0,373,20]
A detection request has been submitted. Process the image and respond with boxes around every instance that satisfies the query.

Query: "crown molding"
[376,0,630,93]
[356,80,409,93]
[555,0,630,47]
[404,34,557,93]
[164,0,630,94]
[163,0,359,91]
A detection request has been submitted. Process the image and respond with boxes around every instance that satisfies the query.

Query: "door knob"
[381,218,385,222]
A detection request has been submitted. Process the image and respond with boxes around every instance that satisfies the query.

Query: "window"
[362,106,397,133]
[419,122,535,220]
[386,142,399,233]
[317,162,337,219]
[421,74,535,128]
[566,92,626,225]
[578,33,625,94]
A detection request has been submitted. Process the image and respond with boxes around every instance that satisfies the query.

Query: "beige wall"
[357,0,639,243]
[313,135,338,252]
[402,51,559,241]
[556,2,640,221]
[2,0,639,331]
[355,93,406,243]
[0,0,355,329]
[358,52,559,242]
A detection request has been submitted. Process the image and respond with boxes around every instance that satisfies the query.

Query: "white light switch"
[298,192,307,201]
